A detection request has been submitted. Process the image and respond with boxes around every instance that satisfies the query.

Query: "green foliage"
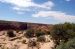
[50,22,75,48]
[66,30,75,38]
[35,30,45,37]
[37,36,46,42]
[25,29,45,38]
[56,42,65,49]
[25,29,34,38]
[56,38,75,49]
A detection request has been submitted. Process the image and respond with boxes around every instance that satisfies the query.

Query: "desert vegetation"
[0,20,75,49]
[0,20,54,49]
[50,22,75,49]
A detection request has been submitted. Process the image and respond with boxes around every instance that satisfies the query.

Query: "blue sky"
[0,0,75,24]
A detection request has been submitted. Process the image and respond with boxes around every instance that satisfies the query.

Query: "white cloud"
[32,11,75,22]
[13,7,21,11]
[0,0,54,10]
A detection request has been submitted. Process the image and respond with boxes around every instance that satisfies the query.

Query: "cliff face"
[0,20,53,31]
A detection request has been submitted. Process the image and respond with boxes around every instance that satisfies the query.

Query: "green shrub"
[35,30,45,37]
[56,38,75,49]
[37,36,46,42]
[25,29,34,38]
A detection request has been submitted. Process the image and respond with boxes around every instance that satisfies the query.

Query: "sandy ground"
[0,31,55,49]
[0,38,55,49]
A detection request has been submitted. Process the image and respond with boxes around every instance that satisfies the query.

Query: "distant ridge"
[0,20,52,25]
[0,20,27,30]
[0,20,53,31]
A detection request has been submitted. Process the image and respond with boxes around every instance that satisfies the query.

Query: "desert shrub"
[56,42,65,49]
[46,31,51,35]
[50,23,75,47]
[56,37,75,49]
[35,30,45,37]
[7,30,16,37]
[25,29,34,38]
[37,36,46,42]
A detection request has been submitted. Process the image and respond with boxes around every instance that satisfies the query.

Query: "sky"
[0,0,75,24]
